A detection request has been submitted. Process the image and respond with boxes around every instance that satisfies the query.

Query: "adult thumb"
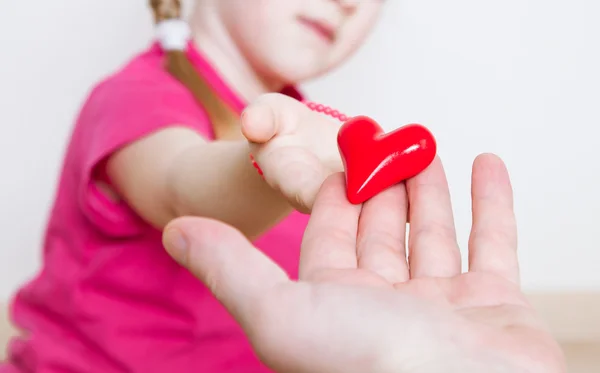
[241,93,306,143]
[162,217,290,327]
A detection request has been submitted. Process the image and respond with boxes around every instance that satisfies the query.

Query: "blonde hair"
[149,0,238,136]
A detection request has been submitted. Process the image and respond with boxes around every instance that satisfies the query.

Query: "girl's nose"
[331,0,359,15]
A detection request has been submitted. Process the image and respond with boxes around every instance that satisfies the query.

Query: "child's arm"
[106,127,292,239]
[105,94,341,239]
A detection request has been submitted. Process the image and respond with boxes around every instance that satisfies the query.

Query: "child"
[3,0,383,372]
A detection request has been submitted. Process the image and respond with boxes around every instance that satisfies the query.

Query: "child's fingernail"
[163,228,189,262]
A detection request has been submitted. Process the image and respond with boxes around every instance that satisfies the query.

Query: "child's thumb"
[241,93,304,143]
[162,217,289,328]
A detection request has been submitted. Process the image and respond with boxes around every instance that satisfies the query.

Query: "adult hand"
[163,154,565,373]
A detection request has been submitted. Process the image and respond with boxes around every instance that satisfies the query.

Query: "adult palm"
[164,154,565,373]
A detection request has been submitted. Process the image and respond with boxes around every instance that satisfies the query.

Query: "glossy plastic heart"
[337,116,437,204]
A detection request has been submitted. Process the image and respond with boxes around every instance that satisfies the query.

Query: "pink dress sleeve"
[72,78,214,237]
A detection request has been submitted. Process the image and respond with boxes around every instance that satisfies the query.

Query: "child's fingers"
[163,217,290,328]
[241,93,306,143]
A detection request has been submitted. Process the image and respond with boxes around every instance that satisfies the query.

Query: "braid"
[149,0,239,138]
[150,0,182,22]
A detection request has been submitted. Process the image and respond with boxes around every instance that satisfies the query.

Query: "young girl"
[3,0,383,371]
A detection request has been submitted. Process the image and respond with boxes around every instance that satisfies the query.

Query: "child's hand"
[241,94,343,213]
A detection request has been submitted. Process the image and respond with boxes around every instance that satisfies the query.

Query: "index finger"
[299,173,361,280]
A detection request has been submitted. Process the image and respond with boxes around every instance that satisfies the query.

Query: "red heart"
[337,116,437,204]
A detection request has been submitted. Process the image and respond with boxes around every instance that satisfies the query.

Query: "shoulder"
[73,44,212,136]
[89,44,197,107]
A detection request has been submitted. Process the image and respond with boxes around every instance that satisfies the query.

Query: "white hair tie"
[156,19,191,51]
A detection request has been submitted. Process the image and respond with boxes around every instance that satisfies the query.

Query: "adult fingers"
[299,173,361,280]
[357,183,410,283]
[407,157,461,278]
[468,153,519,284]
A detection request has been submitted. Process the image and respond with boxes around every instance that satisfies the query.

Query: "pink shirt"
[3,42,309,373]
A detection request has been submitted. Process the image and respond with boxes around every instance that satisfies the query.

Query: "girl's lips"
[297,16,336,43]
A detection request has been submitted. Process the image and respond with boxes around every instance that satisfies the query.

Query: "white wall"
[1,0,598,300]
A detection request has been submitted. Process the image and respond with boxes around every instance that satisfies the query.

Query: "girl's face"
[215,0,383,84]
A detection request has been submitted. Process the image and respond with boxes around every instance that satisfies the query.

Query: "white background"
[0,0,598,300]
